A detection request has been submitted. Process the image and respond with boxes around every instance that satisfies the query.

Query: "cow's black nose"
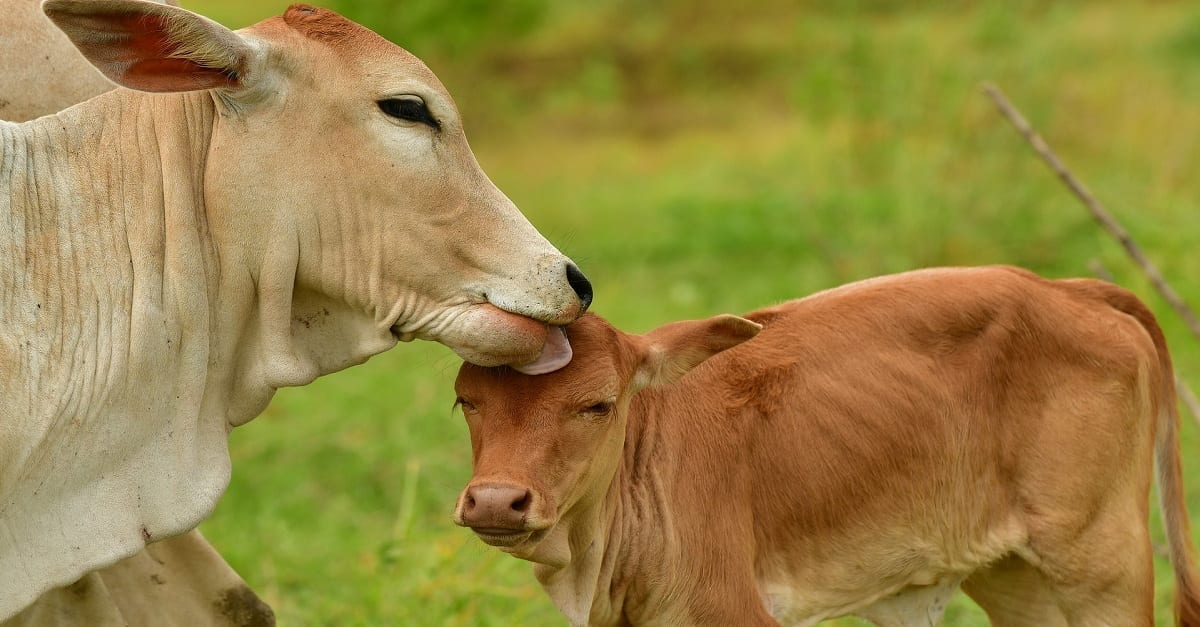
[565,263,593,312]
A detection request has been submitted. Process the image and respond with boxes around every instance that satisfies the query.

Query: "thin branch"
[1091,260,1200,429]
[1087,259,1114,283]
[1177,378,1200,431]
[983,83,1200,345]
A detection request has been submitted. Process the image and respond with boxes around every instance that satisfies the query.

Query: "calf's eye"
[581,401,614,418]
[378,97,440,130]
[455,397,477,414]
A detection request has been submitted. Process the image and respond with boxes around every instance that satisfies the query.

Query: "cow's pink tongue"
[512,326,572,375]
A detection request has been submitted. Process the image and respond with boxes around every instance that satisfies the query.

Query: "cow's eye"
[455,397,477,414]
[378,97,440,130]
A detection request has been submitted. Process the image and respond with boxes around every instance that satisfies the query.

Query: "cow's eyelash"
[579,400,614,418]
[377,97,440,130]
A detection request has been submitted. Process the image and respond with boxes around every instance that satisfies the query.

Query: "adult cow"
[0,0,591,621]
[1,2,277,625]
[453,266,1200,626]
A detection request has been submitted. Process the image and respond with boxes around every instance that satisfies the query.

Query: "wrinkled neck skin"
[0,88,388,619]
[532,401,688,626]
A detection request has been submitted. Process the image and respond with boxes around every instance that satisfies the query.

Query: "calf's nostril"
[565,263,593,311]
[462,484,534,529]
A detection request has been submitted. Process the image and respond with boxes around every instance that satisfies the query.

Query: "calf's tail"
[1153,348,1200,627]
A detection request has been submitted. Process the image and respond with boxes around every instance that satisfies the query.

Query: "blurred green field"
[183,1,1200,624]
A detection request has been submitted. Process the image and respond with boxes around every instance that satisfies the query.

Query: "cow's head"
[452,313,760,564]
[44,0,590,375]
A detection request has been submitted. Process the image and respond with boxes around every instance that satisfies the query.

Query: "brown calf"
[453,266,1200,626]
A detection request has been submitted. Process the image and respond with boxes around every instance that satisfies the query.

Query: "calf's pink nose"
[460,484,531,530]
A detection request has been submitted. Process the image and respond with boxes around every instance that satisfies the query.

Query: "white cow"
[2,2,276,625]
[0,0,592,621]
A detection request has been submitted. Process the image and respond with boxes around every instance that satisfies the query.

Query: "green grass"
[185,1,1200,624]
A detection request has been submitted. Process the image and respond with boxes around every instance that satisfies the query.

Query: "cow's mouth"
[392,302,573,372]
[511,325,572,375]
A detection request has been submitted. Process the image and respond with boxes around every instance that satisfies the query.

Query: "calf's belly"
[759,513,1028,624]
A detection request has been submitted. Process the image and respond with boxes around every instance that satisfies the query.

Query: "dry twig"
[1176,379,1200,431]
[983,83,1200,344]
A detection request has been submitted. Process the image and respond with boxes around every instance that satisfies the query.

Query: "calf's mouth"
[471,528,535,548]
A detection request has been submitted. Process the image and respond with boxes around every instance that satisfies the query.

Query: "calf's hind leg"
[1023,503,1155,627]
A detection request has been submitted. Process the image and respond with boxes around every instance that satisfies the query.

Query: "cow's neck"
[0,89,238,619]
[1,88,222,473]
[533,394,691,626]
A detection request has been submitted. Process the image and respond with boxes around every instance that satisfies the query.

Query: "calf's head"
[452,313,761,562]
[44,0,590,374]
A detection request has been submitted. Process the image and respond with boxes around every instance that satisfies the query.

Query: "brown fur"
[281,4,389,53]
[283,5,358,42]
[454,266,1200,626]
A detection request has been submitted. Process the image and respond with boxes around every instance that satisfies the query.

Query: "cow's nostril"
[565,263,593,311]
[511,491,530,512]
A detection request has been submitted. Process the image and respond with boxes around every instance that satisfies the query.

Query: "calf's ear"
[635,314,762,389]
[43,0,255,93]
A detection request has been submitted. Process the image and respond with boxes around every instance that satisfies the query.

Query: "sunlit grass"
[194,1,1200,624]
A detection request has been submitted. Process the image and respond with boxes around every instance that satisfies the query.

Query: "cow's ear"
[43,0,254,93]
[634,314,762,389]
